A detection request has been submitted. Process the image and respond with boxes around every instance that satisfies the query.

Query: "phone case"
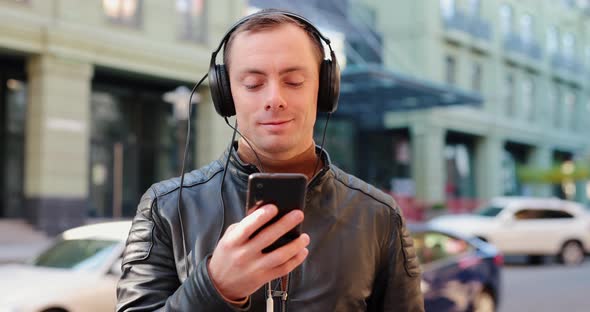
[246,173,307,253]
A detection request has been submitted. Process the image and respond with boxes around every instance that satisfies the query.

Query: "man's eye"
[245,84,261,90]
[286,81,303,87]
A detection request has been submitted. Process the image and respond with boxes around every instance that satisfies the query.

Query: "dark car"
[409,224,503,312]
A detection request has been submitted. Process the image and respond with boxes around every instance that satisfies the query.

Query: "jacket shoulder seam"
[153,165,224,198]
[331,171,400,215]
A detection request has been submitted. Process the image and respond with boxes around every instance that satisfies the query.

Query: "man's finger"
[257,233,310,269]
[228,204,278,243]
[265,247,309,281]
[249,209,304,251]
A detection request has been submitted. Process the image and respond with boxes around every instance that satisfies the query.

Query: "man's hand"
[207,204,310,301]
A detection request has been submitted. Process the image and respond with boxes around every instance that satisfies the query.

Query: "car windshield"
[32,239,119,271]
[475,205,503,217]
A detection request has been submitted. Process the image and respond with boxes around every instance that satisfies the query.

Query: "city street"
[499,258,590,312]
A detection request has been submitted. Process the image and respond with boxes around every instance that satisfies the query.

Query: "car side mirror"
[109,258,123,277]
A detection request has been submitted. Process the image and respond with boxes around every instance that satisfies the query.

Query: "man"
[117,9,424,312]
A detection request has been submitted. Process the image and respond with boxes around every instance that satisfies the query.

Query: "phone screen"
[246,173,307,253]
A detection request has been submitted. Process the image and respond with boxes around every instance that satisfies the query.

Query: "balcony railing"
[503,33,543,60]
[467,16,492,41]
[442,10,469,32]
[551,53,585,75]
[521,40,542,60]
[442,10,492,41]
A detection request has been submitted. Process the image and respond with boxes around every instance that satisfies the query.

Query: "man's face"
[228,23,320,160]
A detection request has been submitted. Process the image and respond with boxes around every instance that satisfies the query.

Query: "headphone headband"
[211,9,333,60]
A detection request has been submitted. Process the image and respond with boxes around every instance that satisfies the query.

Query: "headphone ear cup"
[209,64,236,117]
[318,59,340,113]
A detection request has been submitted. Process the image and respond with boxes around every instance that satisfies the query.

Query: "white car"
[429,197,590,265]
[0,221,131,312]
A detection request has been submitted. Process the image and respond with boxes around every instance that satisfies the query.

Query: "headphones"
[208,9,340,117]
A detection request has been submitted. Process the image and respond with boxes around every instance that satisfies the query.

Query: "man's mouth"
[260,119,292,126]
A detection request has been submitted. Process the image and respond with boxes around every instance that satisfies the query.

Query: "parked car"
[429,196,590,265]
[0,221,131,312]
[410,224,503,312]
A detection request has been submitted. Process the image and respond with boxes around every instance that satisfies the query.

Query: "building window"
[547,26,560,54]
[564,89,576,129]
[520,14,533,43]
[521,75,535,121]
[504,73,515,116]
[444,142,476,199]
[445,55,456,85]
[562,32,576,59]
[499,3,513,35]
[469,0,481,16]
[472,62,482,92]
[103,0,142,27]
[176,0,207,42]
[440,0,456,19]
[553,84,562,127]
[1,72,27,219]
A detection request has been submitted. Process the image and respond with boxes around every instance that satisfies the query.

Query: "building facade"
[355,0,590,209]
[0,0,242,233]
[2,0,589,233]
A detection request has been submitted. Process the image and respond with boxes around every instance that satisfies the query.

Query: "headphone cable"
[313,113,331,176]
[223,117,266,173]
[177,72,208,280]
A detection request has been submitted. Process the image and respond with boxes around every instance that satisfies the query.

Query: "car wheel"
[473,290,495,312]
[559,241,585,266]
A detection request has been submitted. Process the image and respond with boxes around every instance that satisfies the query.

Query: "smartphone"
[246,173,307,253]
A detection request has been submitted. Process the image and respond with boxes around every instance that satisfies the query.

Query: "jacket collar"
[217,142,333,185]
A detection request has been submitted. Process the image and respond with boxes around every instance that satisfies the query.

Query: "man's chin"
[255,140,300,158]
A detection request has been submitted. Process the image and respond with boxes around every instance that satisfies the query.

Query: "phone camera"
[256,183,263,189]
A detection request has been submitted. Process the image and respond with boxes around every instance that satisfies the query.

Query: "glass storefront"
[0,57,26,218]
[444,133,476,199]
[314,116,357,174]
[503,142,532,196]
[89,72,197,218]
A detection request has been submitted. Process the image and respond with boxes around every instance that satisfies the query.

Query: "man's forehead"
[228,25,318,74]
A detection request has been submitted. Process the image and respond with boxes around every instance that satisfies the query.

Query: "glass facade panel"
[521,75,535,121]
[0,60,26,218]
[547,26,559,53]
[445,55,456,85]
[176,0,208,42]
[499,4,513,35]
[472,62,483,92]
[444,139,476,199]
[440,0,456,19]
[520,14,533,43]
[504,72,515,116]
[103,0,142,27]
[314,117,357,174]
[89,76,197,218]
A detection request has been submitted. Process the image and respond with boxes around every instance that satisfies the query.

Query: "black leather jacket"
[116,147,424,311]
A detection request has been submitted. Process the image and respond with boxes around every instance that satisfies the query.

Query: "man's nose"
[264,81,286,111]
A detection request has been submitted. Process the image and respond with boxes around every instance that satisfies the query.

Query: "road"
[499,257,590,312]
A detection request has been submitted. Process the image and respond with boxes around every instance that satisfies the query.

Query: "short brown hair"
[222,10,326,70]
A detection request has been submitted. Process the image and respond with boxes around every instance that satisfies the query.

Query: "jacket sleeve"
[116,189,248,312]
[369,204,425,312]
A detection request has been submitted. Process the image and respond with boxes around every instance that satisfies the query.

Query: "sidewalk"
[0,219,53,264]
